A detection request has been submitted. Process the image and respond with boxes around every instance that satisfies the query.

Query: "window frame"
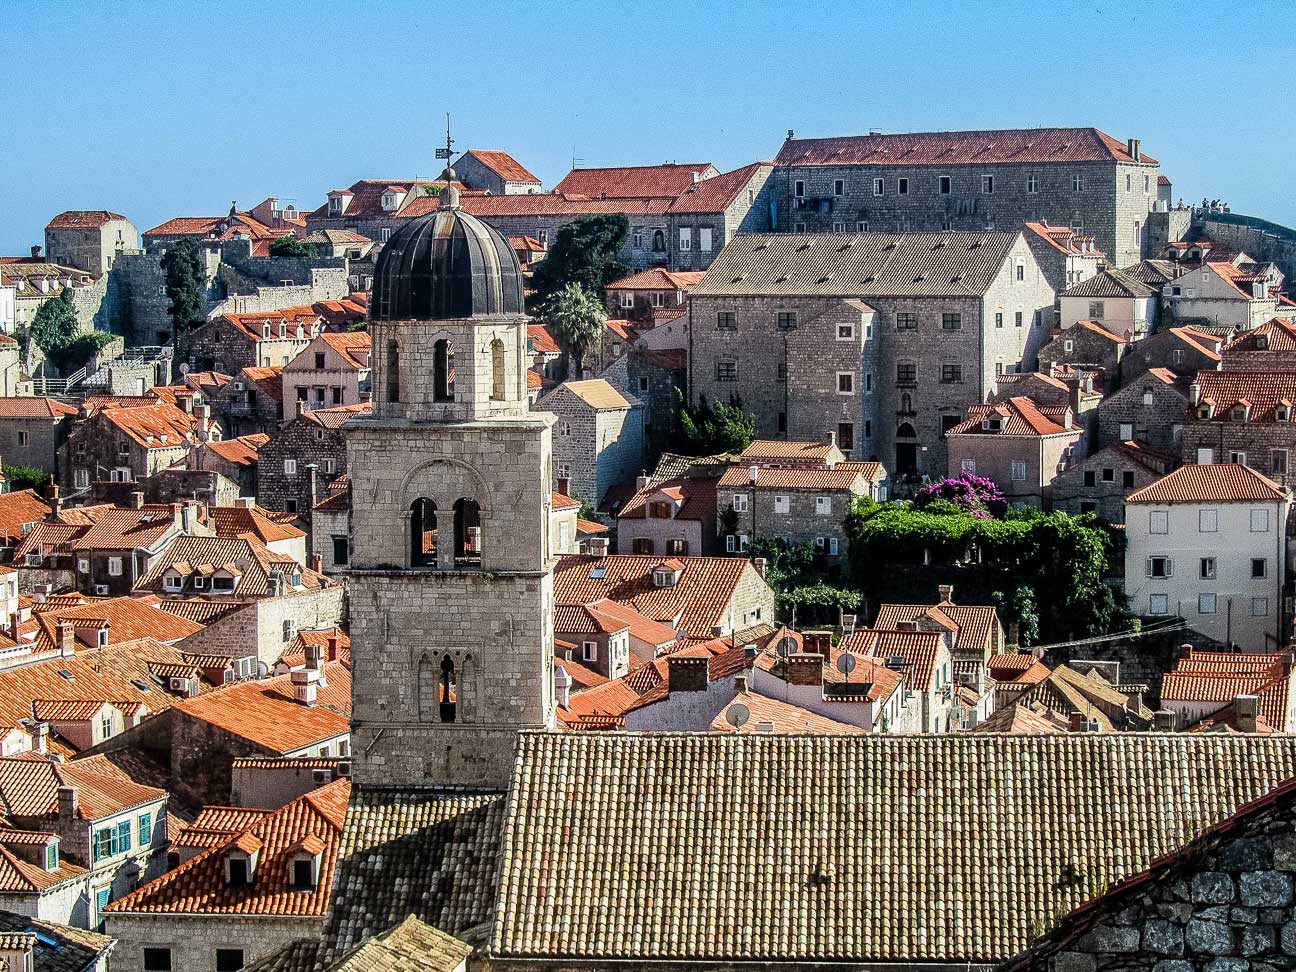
[836,372,855,394]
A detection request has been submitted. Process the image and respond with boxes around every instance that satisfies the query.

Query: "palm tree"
[541,282,605,379]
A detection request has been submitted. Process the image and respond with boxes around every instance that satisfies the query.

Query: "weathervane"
[435,113,454,162]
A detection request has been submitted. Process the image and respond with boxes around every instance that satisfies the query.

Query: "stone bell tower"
[345,181,556,789]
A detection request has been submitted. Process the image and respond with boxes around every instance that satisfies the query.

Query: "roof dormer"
[652,560,684,588]
[981,413,1003,432]
[225,834,262,886]
[380,187,407,212]
[288,834,326,890]
[326,190,353,216]
[1278,400,1293,423]
[1231,400,1251,422]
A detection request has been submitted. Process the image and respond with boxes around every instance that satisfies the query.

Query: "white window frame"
[1149,510,1169,534]
[1251,509,1270,532]
[582,640,597,662]
[1199,509,1218,533]
[618,292,634,309]
[836,372,855,395]
[1198,593,1217,615]
[1149,593,1169,616]
[1147,556,1172,578]
[981,174,994,194]
[872,178,884,196]
[828,537,839,556]
[773,495,790,514]
[1026,174,1038,194]
[163,575,183,591]
[1197,447,1214,464]
[961,458,977,474]
[699,227,713,252]
[679,228,692,251]
[731,493,749,513]
[836,322,855,341]
[815,496,832,516]
[1252,597,1270,617]
[284,459,297,476]
[1010,460,1027,482]
[108,557,123,577]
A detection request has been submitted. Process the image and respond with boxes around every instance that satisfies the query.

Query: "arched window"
[439,656,457,722]
[410,498,437,567]
[453,498,481,567]
[434,340,455,402]
[896,422,917,438]
[386,340,400,403]
[490,338,506,401]
[652,229,665,252]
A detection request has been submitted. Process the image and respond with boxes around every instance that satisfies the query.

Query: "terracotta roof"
[553,162,716,199]
[1162,649,1292,728]
[172,661,351,753]
[0,839,88,894]
[542,379,633,411]
[1192,370,1296,420]
[314,475,350,513]
[323,913,473,972]
[970,704,1068,733]
[0,753,164,819]
[1126,463,1286,504]
[98,402,206,449]
[1223,317,1296,355]
[45,210,128,229]
[144,211,278,240]
[741,440,838,462]
[1167,325,1223,360]
[212,505,306,544]
[157,598,246,626]
[107,779,349,916]
[136,534,331,597]
[550,491,580,511]
[948,397,1074,436]
[0,490,53,545]
[450,192,674,220]
[0,398,77,418]
[1061,267,1157,298]
[1069,319,1129,344]
[204,433,270,467]
[616,476,718,523]
[576,518,608,535]
[774,127,1157,166]
[315,331,372,369]
[718,461,882,491]
[712,690,867,734]
[988,652,1053,685]
[554,652,607,691]
[69,504,179,551]
[311,298,368,328]
[31,599,204,650]
[307,179,466,220]
[300,401,371,428]
[667,162,772,214]
[278,628,350,669]
[1121,258,1184,286]
[1210,260,1270,300]
[557,597,678,648]
[1185,698,1278,734]
[463,149,540,184]
[877,601,1000,653]
[1023,222,1104,257]
[840,628,943,689]
[215,306,322,343]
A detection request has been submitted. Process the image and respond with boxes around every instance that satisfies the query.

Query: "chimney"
[311,553,323,574]
[803,630,831,654]
[197,404,212,442]
[45,480,61,517]
[58,621,75,658]
[1189,381,1200,405]
[291,669,319,706]
[1235,694,1259,733]
[587,537,609,557]
[30,245,41,259]
[1127,137,1141,162]
[634,473,649,491]
[57,784,78,819]
[733,673,750,694]
[327,633,341,663]
[1069,379,1083,418]
[179,503,192,533]
[557,477,571,497]
[666,654,709,692]
[785,653,824,687]
[1068,711,1086,732]
[827,430,836,446]
[179,393,193,414]
[307,462,319,511]
[937,584,954,604]
[305,643,327,687]
[1153,709,1176,731]
[554,665,572,709]
[267,569,283,597]
[752,557,767,579]
[130,491,145,509]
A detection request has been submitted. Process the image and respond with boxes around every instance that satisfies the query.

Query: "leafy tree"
[540,283,606,378]
[530,213,630,302]
[674,393,756,456]
[49,331,118,373]
[268,235,318,258]
[3,464,47,494]
[29,289,79,359]
[749,537,816,593]
[913,471,1007,518]
[160,239,205,358]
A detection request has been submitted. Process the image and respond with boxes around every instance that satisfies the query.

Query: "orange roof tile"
[1126,464,1286,504]
[551,491,581,511]
[99,402,207,449]
[299,402,371,428]
[464,149,540,184]
[315,331,372,369]
[70,505,179,551]
[31,599,204,650]
[45,210,128,229]
[667,162,771,215]
[554,163,716,199]
[607,269,707,291]
[948,397,1074,437]
[839,628,944,690]
[0,754,165,819]
[0,398,78,418]
[211,505,306,544]
[1071,320,1129,344]
[136,535,331,597]
[527,324,561,354]
[204,433,270,467]
[712,691,867,734]
[718,462,883,491]
[740,440,838,462]
[0,840,88,893]
[0,490,55,545]
[775,127,1157,166]
[1223,318,1296,355]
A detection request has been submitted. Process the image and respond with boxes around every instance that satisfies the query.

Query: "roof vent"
[753,241,768,251]
[732,275,744,284]
[797,243,811,251]
[839,242,852,251]
[933,240,946,249]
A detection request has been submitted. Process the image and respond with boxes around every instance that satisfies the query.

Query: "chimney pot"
[937,584,953,603]
[1068,711,1085,732]
[291,669,319,706]
[634,474,649,491]
[310,553,323,574]
[327,633,341,662]
[666,654,709,692]
[58,621,75,658]
[1235,694,1260,733]
[1153,709,1176,731]
[734,673,749,694]
[130,491,145,509]
[753,557,767,579]
[57,784,78,818]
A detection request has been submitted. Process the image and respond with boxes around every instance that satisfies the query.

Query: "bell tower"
[345,183,556,789]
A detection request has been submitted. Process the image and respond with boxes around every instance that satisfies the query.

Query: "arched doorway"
[453,498,481,567]
[895,422,918,476]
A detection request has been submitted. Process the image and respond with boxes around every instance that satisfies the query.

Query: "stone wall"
[170,708,279,807]
[230,762,342,810]
[1201,213,1296,283]
[1097,373,1187,454]
[0,414,72,473]
[597,350,685,467]
[258,416,348,514]
[105,912,320,972]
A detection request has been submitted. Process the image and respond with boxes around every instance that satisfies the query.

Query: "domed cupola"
[371,183,525,320]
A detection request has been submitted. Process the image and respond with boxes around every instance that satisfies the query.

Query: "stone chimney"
[58,621,75,658]
[311,553,323,574]
[327,633,342,663]
[554,664,572,709]
[634,473,649,491]
[937,584,954,604]
[1189,382,1200,405]
[666,653,709,692]
[1127,137,1141,162]
[306,643,327,688]
[785,653,824,687]
[1235,694,1259,733]
[179,393,193,414]
[56,784,78,820]
[802,630,832,655]
[1153,709,1176,731]
[733,673,749,694]
[30,245,41,259]
[587,537,609,557]
[130,491,145,509]
[197,404,213,442]
[46,480,61,517]
[32,721,48,753]
[752,557,767,579]
[291,668,319,707]
[556,477,571,496]
[1069,711,1086,732]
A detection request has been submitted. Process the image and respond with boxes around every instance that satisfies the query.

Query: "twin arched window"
[409,497,481,568]
[410,498,437,566]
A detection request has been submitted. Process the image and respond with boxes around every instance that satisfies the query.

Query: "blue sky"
[4,0,1293,254]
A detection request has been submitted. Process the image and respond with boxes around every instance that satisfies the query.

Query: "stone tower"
[345,183,556,789]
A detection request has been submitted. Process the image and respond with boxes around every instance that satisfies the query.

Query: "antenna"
[725,703,750,729]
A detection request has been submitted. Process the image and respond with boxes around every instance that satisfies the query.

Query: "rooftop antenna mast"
[435,112,455,167]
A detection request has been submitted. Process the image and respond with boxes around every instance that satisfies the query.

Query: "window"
[618,292,634,309]
[898,178,909,195]
[896,312,917,331]
[215,949,245,972]
[138,812,153,846]
[982,174,994,194]
[1102,467,1115,483]
[1199,509,1218,532]
[284,459,297,476]
[942,313,961,330]
[793,222,806,233]
[732,493,749,513]
[939,176,951,194]
[1251,509,1270,532]
[1010,460,1027,481]
[1201,557,1216,580]
[1088,301,1105,319]
[832,178,846,196]
[773,494,790,514]
[872,178,883,196]
[961,459,977,474]
[1230,451,1247,465]
[1198,593,1217,614]
[632,230,643,249]
[776,312,797,330]
[582,641,597,662]
[716,311,737,330]
[715,360,737,382]
[1149,510,1168,534]
[164,574,182,591]
[666,539,688,555]
[1149,593,1169,616]
[1253,558,1268,579]
[1144,174,1151,192]
[836,322,855,341]
[699,227,713,252]
[632,538,654,554]
[1083,470,1096,487]
[1126,173,1132,192]
[1197,447,1215,464]
[1026,174,1038,193]
[1274,450,1289,476]
[1119,422,1134,441]
[831,221,845,233]
[896,363,916,383]
[1015,311,1023,327]
[143,948,172,971]
[1252,597,1270,617]
[1072,174,1085,192]
[776,362,787,382]
[837,372,855,394]
[108,557,122,577]
[857,221,869,232]
[793,179,805,198]
[815,496,832,516]
[1147,556,1171,577]
[285,499,298,514]
[837,422,854,452]
[941,364,962,384]
[638,377,650,393]
[678,228,691,251]
[332,536,349,566]
[1122,470,1135,488]
[292,858,314,889]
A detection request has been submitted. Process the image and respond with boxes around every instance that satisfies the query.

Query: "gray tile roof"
[319,788,505,964]
[0,909,114,972]
[691,231,1020,298]
[1061,267,1158,298]
[487,732,1296,964]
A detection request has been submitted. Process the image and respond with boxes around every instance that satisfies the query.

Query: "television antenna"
[725,703,750,729]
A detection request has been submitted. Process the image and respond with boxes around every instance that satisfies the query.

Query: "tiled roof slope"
[605,268,706,291]
[205,432,270,466]
[694,232,1020,298]
[106,778,349,916]
[490,733,1296,964]
[325,914,473,972]
[0,398,77,418]
[0,839,88,893]
[1223,316,1296,354]
[318,332,372,368]
[1060,267,1157,298]
[541,379,633,411]
[1193,371,1296,417]
[718,461,882,490]
[667,162,771,214]
[553,162,716,199]
[0,911,113,972]
[463,149,540,184]
[318,788,507,962]
[0,490,54,544]
[774,127,1156,166]
[0,754,164,819]
[46,210,128,228]
[242,938,320,972]
[100,402,206,449]
[712,691,866,734]
[948,397,1072,436]
[1126,463,1286,504]
[31,598,203,650]
[300,402,371,428]
[212,505,305,544]
[740,439,838,462]
[70,505,178,550]
[135,534,331,597]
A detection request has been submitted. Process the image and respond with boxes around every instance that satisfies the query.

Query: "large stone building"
[689,230,1057,476]
[1183,371,1296,487]
[772,126,1160,266]
[257,403,369,514]
[536,379,643,509]
[43,211,138,275]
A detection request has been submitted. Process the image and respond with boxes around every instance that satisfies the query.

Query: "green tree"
[160,239,205,358]
[28,289,79,359]
[540,282,606,378]
[268,235,317,258]
[3,464,48,494]
[530,213,630,302]
[674,393,757,456]
[49,331,118,374]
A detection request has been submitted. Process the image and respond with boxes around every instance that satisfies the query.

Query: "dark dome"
[372,192,525,320]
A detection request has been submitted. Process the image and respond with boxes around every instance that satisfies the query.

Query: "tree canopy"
[268,235,319,258]
[28,289,79,359]
[160,239,204,355]
[529,213,630,302]
[674,393,757,456]
[540,282,606,379]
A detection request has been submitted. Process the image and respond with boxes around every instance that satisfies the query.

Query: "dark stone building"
[1184,371,1296,487]
[1051,440,1177,522]
[1097,368,1188,453]
[257,403,368,514]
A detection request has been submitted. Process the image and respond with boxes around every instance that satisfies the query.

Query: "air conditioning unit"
[169,677,188,692]
[25,553,41,567]
[233,381,244,391]
[335,759,352,778]
[312,769,329,785]
[841,614,857,635]
[94,585,110,596]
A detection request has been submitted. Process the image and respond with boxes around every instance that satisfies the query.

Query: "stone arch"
[417,653,438,722]
[400,458,492,515]
[433,339,455,402]
[490,338,506,401]
[439,655,457,722]
[896,422,917,438]
[410,498,437,567]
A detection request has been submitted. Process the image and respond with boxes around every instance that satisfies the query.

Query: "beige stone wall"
[105,912,320,972]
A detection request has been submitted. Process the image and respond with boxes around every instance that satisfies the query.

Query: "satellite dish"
[178,362,190,375]
[836,653,857,676]
[726,703,750,729]
[778,636,795,658]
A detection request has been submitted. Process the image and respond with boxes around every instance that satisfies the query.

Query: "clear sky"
[4,0,1293,254]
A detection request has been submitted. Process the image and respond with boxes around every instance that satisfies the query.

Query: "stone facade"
[204,369,282,438]
[597,348,686,466]
[716,477,872,565]
[172,586,345,670]
[44,214,138,276]
[1052,442,1177,522]
[947,423,1085,508]
[105,911,317,972]
[453,150,542,195]
[1119,328,1223,387]
[1164,261,1279,331]
[59,409,202,494]
[189,315,317,376]
[0,409,73,474]
[1183,384,1296,488]
[538,382,645,509]
[257,411,352,514]
[1038,324,1128,380]
[1098,371,1187,453]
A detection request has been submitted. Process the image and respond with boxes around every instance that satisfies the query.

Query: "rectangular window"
[666,539,688,555]
[776,312,797,330]
[1149,593,1169,616]
[776,362,786,382]
[942,313,961,330]
[895,312,917,331]
[941,364,962,383]
[732,493,749,513]
[117,819,132,853]
[1120,422,1134,441]
[618,292,634,309]
[1199,509,1218,532]
[1088,301,1105,319]
[1252,557,1268,579]
[1251,509,1270,532]
[836,372,855,394]
[1014,311,1023,327]
[1273,449,1289,475]
[699,227,713,252]
[633,538,654,554]
[1147,556,1171,577]
[1083,470,1096,487]
[831,221,845,233]
[1072,174,1085,192]
[716,311,737,330]
[939,176,951,194]
[856,221,869,232]
[632,230,643,249]
[982,174,994,194]
[1197,447,1214,464]
[678,228,691,251]
[773,495,789,514]
[835,179,847,196]
[1149,510,1168,534]
[582,641,597,662]
[1100,467,1114,483]
[215,950,245,972]
[896,363,916,383]
[284,459,297,476]
[1201,557,1216,580]
[1126,173,1132,192]
[1026,174,1038,193]
[837,422,854,452]
[332,536,349,566]
[828,537,840,556]
[815,496,832,516]
[1010,460,1027,481]
[138,812,152,846]
[1230,451,1247,465]
[1198,593,1217,614]
[872,178,883,196]
[793,179,805,197]
[725,534,737,553]
[994,312,1003,328]
[1252,597,1270,617]
[961,458,977,474]
[108,557,123,577]
[898,178,909,195]
[715,360,737,382]
[836,322,855,341]
[1122,470,1135,488]
[143,948,173,972]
